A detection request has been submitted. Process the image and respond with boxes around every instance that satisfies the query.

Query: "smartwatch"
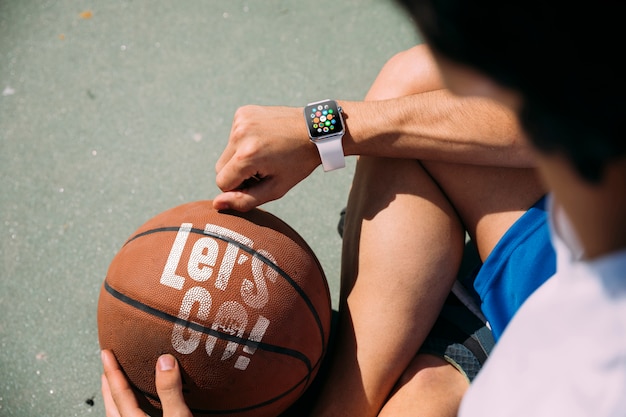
[304,99,346,171]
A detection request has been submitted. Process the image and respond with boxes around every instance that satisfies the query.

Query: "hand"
[101,350,192,417]
[213,105,321,212]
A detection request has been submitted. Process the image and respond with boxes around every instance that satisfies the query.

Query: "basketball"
[97,200,332,417]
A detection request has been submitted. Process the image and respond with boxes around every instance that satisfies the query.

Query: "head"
[396,0,626,183]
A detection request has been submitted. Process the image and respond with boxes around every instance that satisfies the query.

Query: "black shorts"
[418,276,494,382]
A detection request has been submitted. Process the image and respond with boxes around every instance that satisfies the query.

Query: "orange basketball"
[97,200,332,417]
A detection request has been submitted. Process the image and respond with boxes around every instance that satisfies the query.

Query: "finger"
[214,141,235,175]
[215,107,247,174]
[101,374,122,417]
[101,350,144,417]
[213,181,277,212]
[215,157,261,193]
[155,354,193,417]
[212,191,262,212]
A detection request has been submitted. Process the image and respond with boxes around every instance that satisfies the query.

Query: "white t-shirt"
[459,198,626,416]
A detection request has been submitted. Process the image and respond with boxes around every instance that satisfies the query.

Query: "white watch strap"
[315,136,345,171]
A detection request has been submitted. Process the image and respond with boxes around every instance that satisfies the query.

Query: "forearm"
[340,93,536,167]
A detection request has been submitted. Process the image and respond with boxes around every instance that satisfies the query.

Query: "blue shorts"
[473,195,556,341]
[418,196,556,381]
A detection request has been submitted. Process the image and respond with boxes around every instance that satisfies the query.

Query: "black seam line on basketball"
[124,225,327,349]
[104,280,312,371]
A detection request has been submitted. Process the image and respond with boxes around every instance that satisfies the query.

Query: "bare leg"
[311,45,467,417]
[313,155,466,416]
[311,45,545,417]
[378,354,468,417]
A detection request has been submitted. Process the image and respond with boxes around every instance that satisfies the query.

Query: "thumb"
[155,354,192,417]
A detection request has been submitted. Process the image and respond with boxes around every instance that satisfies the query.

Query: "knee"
[374,45,443,96]
[380,354,468,417]
[394,353,469,395]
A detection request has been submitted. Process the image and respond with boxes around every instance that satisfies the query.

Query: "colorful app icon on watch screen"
[305,100,343,138]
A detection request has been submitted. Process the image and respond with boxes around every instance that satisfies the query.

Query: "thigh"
[423,161,546,260]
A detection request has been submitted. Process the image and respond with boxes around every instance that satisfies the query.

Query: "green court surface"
[0,1,419,416]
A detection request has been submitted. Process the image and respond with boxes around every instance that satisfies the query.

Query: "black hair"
[396,0,626,182]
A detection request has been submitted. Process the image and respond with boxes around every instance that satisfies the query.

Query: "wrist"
[335,99,405,158]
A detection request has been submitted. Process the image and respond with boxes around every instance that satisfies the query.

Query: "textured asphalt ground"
[0,1,419,416]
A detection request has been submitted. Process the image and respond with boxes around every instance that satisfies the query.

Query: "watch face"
[304,100,344,139]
